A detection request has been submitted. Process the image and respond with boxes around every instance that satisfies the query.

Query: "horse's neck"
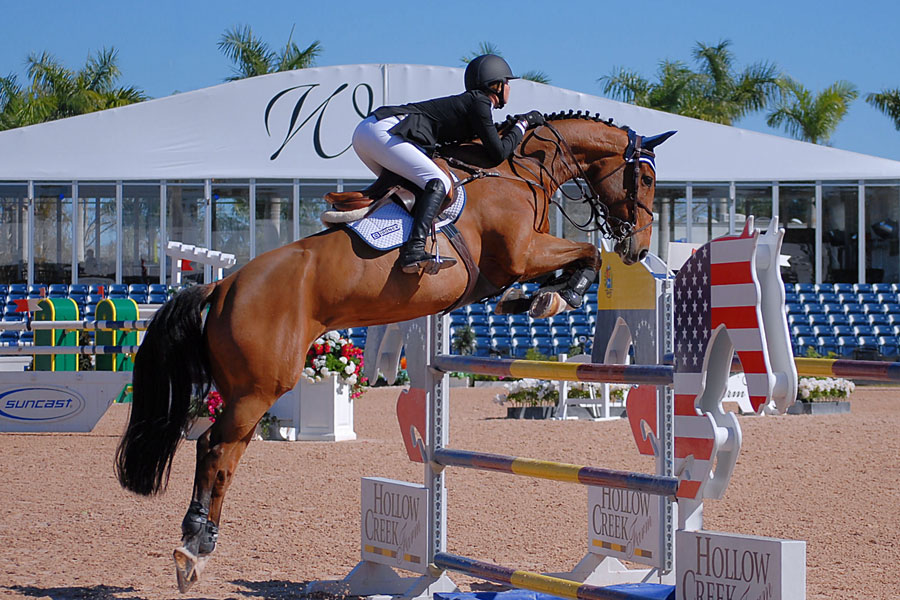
[523,120,626,195]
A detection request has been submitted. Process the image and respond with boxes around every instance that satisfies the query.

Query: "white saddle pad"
[346,173,467,251]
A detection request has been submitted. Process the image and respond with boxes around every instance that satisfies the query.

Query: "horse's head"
[586,127,675,265]
[537,116,674,265]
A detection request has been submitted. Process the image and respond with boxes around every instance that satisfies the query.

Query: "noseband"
[534,123,656,243]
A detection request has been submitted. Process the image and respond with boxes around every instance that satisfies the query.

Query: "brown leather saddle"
[324,169,456,213]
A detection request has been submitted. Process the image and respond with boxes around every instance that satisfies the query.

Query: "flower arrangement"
[494,380,630,407]
[797,377,855,402]
[189,390,225,423]
[303,330,367,399]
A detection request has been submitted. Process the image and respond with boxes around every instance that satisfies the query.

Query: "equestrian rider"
[352,54,544,273]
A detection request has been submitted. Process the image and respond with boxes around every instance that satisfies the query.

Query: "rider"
[352,54,545,273]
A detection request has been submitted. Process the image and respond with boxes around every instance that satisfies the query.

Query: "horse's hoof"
[174,546,207,593]
[528,291,568,319]
[495,287,530,315]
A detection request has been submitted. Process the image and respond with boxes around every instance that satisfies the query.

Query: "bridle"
[516,122,657,243]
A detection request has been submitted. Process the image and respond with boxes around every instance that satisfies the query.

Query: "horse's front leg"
[499,234,602,317]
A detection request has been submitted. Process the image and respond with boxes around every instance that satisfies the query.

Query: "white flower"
[325,330,340,342]
[345,374,357,385]
[319,366,330,376]
[344,364,356,376]
[315,337,325,345]
[303,367,315,377]
[340,356,348,364]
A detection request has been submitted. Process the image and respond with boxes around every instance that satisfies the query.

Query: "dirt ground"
[0,385,897,600]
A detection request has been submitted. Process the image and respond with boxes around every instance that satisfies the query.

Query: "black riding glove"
[516,110,545,129]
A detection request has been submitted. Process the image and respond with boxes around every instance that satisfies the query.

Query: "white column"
[71,181,79,285]
[858,180,866,283]
[815,182,823,285]
[160,181,167,285]
[115,181,123,284]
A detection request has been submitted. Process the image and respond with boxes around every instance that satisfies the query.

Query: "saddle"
[324,168,456,214]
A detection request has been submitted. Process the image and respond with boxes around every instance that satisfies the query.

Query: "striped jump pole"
[795,357,900,382]
[433,448,678,498]
[0,320,150,332]
[434,553,669,600]
[432,355,674,386]
[0,345,139,356]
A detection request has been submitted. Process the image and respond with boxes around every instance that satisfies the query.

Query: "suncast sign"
[0,386,85,423]
[0,372,132,433]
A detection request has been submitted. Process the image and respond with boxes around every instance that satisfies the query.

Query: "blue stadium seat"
[858,293,879,305]
[785,303,804,315]
[832,283,854,294]
[837,293,856,304]
[507,325,527,339]
[853,324,876,337]
[798,293,818,305]
[510,338,529,357]
[890,315,900,327]
[490,337,513,356]
[843,303,865,315]
[853,283,874,294]
[531,325,552,338]
[19,331,33,343]
[148,283,168,295]
[822,303,843,314]
[48,283,68,298]
[859,335,879,348]
[84,294,104,306]
[876,293,898,305]
[873,324,895,337]
[817,292,840,304]
[489,326,510,339]
[0,285,7,295]
[793,324,815,337]
[129,293,148,304]
[469,325,491,338]
[807,313,829,326]
[810,325,832,337]
[466,303,488,316]
[847,313,868,326]
[88,284,106,296]
[798,335,821,352]
[69,283,89,296]
[784,292,799,304]
[830,325,855,337]
[468,314,489,327]
[804,303,825,315]
[795,283,815,294]
[28,284,46,296]
[147,293,167,304]
[508,314,529,327]
[8,284,27,295]
[448,312,467,327]
[868,313,891,327]
[836,337,858,357]
[872,283,896,294]
[571,325,593,339]
[487,314,508,327]
[0,331,19,344]
[828,313,850,326]
[878,336,899,357]
[128,283,148,295]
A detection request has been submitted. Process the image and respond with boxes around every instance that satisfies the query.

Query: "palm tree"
[218,25,321,80]
[600,40,779,126]
[766,78,858,144]
[0,47,146,131]
[460,42,550,84]
[867,88,900,131]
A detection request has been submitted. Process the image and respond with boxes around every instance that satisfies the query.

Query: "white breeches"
[352,115,452,193]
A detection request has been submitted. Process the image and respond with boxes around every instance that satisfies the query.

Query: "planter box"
[506,406,555,419]
[266,375,357,441]
[787,400,850,415]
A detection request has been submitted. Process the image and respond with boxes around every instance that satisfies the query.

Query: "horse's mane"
[436,109,630,167]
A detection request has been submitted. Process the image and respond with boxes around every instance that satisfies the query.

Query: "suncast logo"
[0,387,86,422]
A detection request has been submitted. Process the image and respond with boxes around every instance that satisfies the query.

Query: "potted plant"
[186,390,225,439]
[266,331,367,441]
[788,376,854,415]
[494,378,559,419]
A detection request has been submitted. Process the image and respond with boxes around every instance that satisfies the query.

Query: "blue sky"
[3,0,900,161]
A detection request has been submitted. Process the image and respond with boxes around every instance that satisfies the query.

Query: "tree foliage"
[867,88,900,131]
[0,47,146,131]
[218,25,321,80]
[599,40,779,125]
[766,78,858,144]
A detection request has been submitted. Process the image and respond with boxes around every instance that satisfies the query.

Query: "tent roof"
[1,63,899,183]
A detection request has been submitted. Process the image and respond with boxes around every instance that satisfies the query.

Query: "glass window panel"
[822,185,859,283]
[256,185,294,256]
[692,185,732,243]
[167,183,206,285]
[866,185,900,283]
[653,185,686,265]
[734,185,773,232]
[76,184,116,283]
[299,182,334,239]
[34,184,72,285]
[0,184,28,284]
[212,184,250,269]
[779,185,816,284]
[123,185,161,285]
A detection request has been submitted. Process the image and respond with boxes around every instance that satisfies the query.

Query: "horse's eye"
[641,175,654,187]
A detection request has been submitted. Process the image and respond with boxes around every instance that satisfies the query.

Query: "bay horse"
[114,111,674,591]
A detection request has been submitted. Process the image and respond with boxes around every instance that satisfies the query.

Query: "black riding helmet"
[464,54,517,108]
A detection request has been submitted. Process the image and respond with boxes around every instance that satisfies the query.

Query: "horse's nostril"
[638,249,649,262]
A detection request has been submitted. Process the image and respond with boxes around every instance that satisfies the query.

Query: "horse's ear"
[643,130,676,150]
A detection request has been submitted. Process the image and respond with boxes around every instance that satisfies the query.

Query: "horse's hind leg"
[174,395,266,592]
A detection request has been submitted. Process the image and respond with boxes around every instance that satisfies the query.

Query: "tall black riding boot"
[399,178,447,273]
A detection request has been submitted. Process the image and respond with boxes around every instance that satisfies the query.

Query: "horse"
[114,111,674,591]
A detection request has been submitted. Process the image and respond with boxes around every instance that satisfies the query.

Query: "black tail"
[116,284,215,495]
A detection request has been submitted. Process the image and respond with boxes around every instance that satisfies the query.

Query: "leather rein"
[439,121,657,244]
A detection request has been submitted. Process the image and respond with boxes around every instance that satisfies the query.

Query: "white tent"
[2,63,900,183]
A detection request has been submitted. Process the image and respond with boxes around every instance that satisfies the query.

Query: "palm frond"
[218,25,275,79]
[866,88,900,130]
[519,70,550,84]
[460,42,502,64]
